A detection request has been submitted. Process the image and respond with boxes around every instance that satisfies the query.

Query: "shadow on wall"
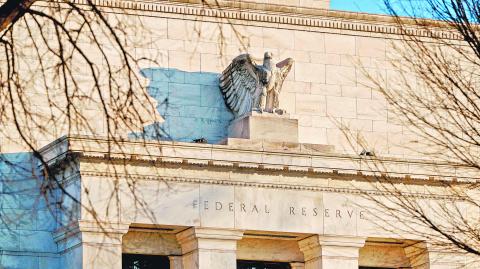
[135,68,233,144]
[0,153,59,268]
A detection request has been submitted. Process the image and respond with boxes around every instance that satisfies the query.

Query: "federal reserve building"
[1,0,479,269]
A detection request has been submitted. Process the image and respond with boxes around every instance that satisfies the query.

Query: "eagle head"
[262,52,273,73]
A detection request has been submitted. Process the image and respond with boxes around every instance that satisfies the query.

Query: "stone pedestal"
[176,228,243,269]
[228,113,299,143]
[298,235,366,269]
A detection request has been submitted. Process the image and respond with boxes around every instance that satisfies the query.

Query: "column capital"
[290,262,305,269]
[177,227,244,242]
[176,228,244,269]
[404,241,468,268]
[77,220,130,234]
[54,220,130,246]
[77,221,130,244]
[298,235,366,269]
[299,235,366,260]
[299,235,367,250]
[176,227,244,254]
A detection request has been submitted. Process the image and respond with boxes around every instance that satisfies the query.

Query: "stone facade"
[37,136,477,269]
[2,0,448,156]
[0,0,477,269]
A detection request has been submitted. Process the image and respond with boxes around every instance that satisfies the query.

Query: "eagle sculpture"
[219,52,294,119]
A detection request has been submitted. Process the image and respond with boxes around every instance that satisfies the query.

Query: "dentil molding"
[44,0,461,40]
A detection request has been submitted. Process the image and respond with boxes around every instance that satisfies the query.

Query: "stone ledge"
[222,138,334,154]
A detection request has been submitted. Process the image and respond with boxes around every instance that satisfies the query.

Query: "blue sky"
[331,0,389,14]
[330,0,430,17]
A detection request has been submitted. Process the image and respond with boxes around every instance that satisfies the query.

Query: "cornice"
[59,0,461,39]
[45,151,466,200]
[39,135,479,184]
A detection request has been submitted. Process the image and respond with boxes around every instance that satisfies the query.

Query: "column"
[404,242,467,269]
[169,256,183,269]
[176,227,244,269]
[298,235,366,269]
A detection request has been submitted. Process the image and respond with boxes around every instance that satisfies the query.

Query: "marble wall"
[0,153,59,269]
[136,68,233,143]
[0,2,432,157]
[115,13,419,157]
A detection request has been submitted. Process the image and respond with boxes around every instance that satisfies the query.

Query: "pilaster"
[298,235,366,269]
[57,221,129,269]
[169,256,183,269]
[80,222,129,269]
[176,227,244,269]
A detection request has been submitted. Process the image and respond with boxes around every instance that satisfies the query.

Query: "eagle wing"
[270,58,294,109]
[219,54,260,118]
[275,58,294,90]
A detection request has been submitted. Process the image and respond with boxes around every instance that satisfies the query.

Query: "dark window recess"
[122,254,170,269]
[237,260,291,269]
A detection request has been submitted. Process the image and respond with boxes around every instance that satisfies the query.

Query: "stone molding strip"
[39,136,479,183]
[57,168,463,200]
[0,250,59,258]
[51,0,461,40]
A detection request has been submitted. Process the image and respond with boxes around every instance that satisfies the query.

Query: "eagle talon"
[273,108,285,115]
